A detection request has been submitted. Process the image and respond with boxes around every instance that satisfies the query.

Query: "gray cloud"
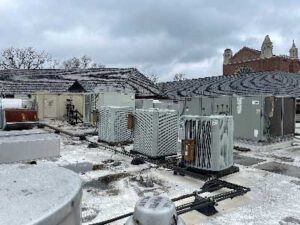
[0,0,299,81]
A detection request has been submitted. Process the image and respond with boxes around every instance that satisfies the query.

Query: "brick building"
[223,35,300,75]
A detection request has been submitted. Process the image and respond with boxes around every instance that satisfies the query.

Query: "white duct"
[0,99,23,109]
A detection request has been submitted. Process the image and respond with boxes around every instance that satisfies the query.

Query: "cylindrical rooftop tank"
[0,163,82,225]
[125,196,185,225]
[0,98,23,109]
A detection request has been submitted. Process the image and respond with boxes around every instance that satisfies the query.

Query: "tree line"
[0,46,186,83]
[0,47,104,70]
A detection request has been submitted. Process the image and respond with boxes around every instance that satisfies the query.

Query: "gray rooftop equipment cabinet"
[232,96,295,142]
[136,99,179,111]
[133,108,178,158]
[178,97,201,116]
[201,97,213,116]
[84,93,99,124]
[212,96,232,115]
[179,96,213,116]
[96,87,135,108]
[179,115,234,171]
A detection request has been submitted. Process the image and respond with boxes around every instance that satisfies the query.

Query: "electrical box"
[133,109,178,158]
[127,113,134,129]
[182,139,195,162]
[179,115,234,172]
[232,96,295,142]
[98,106,134,143]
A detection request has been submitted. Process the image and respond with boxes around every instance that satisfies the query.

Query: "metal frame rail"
[89,179,250,225]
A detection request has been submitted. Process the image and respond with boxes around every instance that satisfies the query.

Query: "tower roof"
[263,35,272,44]
[291,40,297,49]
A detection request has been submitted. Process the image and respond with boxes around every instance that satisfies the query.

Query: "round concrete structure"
[125,196,185,225]
[0,163,82,225]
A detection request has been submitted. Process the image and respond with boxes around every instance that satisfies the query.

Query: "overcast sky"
[0,0,300,81]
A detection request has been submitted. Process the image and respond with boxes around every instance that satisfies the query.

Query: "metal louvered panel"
[180,115,234,171]
[133,109,178,158]
[98,106,133,143]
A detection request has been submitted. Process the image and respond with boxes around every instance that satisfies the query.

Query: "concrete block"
[0,131,60,163]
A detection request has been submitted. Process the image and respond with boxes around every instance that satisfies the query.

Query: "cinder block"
[0,132,60,163]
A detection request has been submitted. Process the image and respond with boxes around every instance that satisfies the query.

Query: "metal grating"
[98,106,133,143]
[180,115,234,171]
[134,109,178,157]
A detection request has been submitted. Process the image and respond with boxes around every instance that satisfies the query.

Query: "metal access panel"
[266,96,295,139]
[133,109,178,158]
[98,106,134,143]
[84,94,92,123]
[84,94,99,124]
[43,95,57,118]
[212,96,232,115]
[200,97,213,116]
[282,97,295,135]
[180,115,234,171]
[178,97,201,116]
[232,96,265,141]
[267,97,282,137]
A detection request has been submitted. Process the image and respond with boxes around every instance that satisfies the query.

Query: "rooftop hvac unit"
[232,96,295,142]
[179,97,213,116]
[84,94,99,124]
[179,115,234,172]
[96,87,135,108]
[135,99,154,109]
[135,99,179,111]
[179,96,231,117]
[133,109,178,158]
[212,96,232,115]
[98,106,134,144]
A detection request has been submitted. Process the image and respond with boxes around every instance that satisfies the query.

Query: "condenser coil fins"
[133,109,178,158]
[98,106,134,144]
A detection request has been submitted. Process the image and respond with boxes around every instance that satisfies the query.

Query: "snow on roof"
[0,68,161,97]
[158,71,300,98]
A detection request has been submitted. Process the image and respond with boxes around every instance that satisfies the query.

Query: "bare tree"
[146,74,159,84]
[0,47,105,71]
[61,55,104,70]
[91,62,105,69]
[62,57,81,70]
[173,73,185,81]
[49,59,60,69]
[81,55,92,69]
[0,47,52,69]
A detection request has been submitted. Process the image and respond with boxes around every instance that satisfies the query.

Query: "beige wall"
[32,92,85,120]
